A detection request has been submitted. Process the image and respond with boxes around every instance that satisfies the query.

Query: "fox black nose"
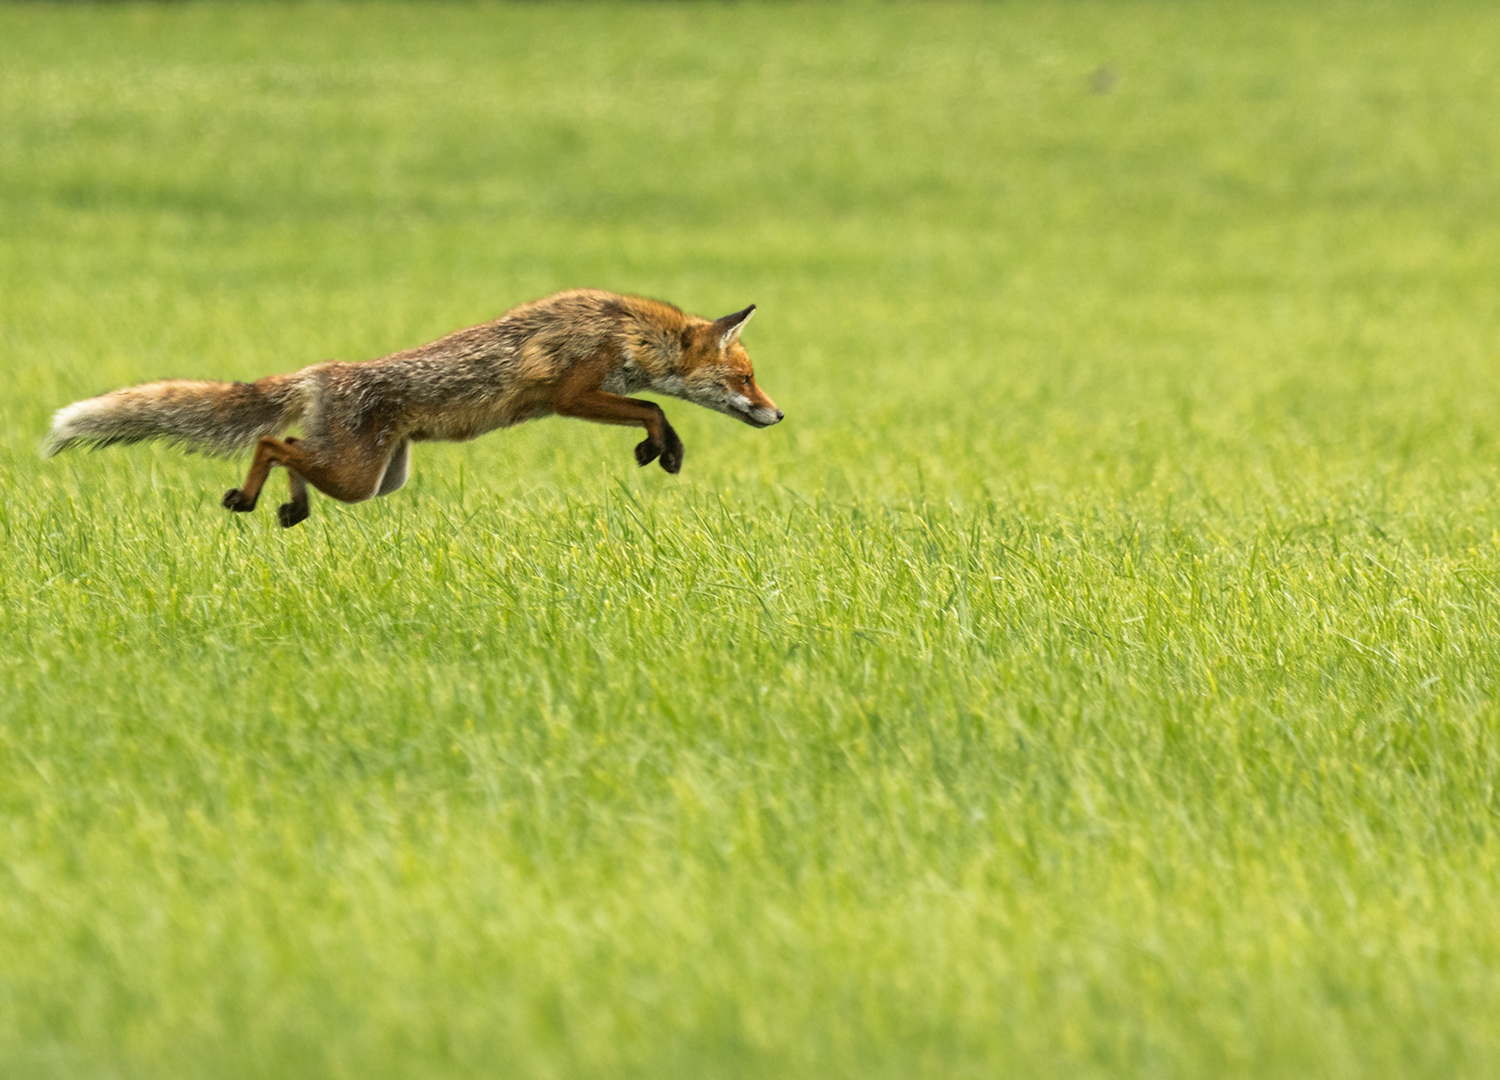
[775,409,785,421]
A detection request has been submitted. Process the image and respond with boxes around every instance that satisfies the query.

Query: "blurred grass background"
[4,2,1500,1077]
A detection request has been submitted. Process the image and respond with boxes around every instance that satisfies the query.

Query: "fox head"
[666,305,783,428]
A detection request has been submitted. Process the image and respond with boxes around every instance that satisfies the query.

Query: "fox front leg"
[553,388,684,475]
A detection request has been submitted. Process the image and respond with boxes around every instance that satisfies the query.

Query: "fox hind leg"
[223,436,281,513]
[224,434,308,520]
[224,431,393,525]
[278,474,310,528]
[225,435,314,527]
[278,438,311,528]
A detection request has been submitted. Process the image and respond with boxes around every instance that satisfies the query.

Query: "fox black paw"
[223,488,257,512]
[278,502,309,529]
[635,438,661,467]
[659,428,684,474]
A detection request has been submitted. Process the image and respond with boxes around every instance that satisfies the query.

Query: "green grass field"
[5,1,1500,1076]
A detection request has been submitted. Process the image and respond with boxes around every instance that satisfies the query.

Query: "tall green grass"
[5,2,1500,1077]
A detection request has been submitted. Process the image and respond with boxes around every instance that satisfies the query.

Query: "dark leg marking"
[277,437,311,528]
[658,422,684,474]
[278,500,310,528]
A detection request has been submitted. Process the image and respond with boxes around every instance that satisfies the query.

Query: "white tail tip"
[41,399,100,457]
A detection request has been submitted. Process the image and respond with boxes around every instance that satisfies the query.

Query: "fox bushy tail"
[42,376,307,458]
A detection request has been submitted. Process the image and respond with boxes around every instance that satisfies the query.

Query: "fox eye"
[742,374,753,386]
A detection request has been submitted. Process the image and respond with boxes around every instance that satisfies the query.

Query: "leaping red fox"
[43,289,783,527]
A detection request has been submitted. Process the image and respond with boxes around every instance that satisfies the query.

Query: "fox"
[42,289,783,528]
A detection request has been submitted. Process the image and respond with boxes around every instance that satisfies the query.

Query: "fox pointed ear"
[712,304,755,350]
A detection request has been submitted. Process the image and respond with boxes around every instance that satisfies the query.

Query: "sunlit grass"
[4,2,1500,1077]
